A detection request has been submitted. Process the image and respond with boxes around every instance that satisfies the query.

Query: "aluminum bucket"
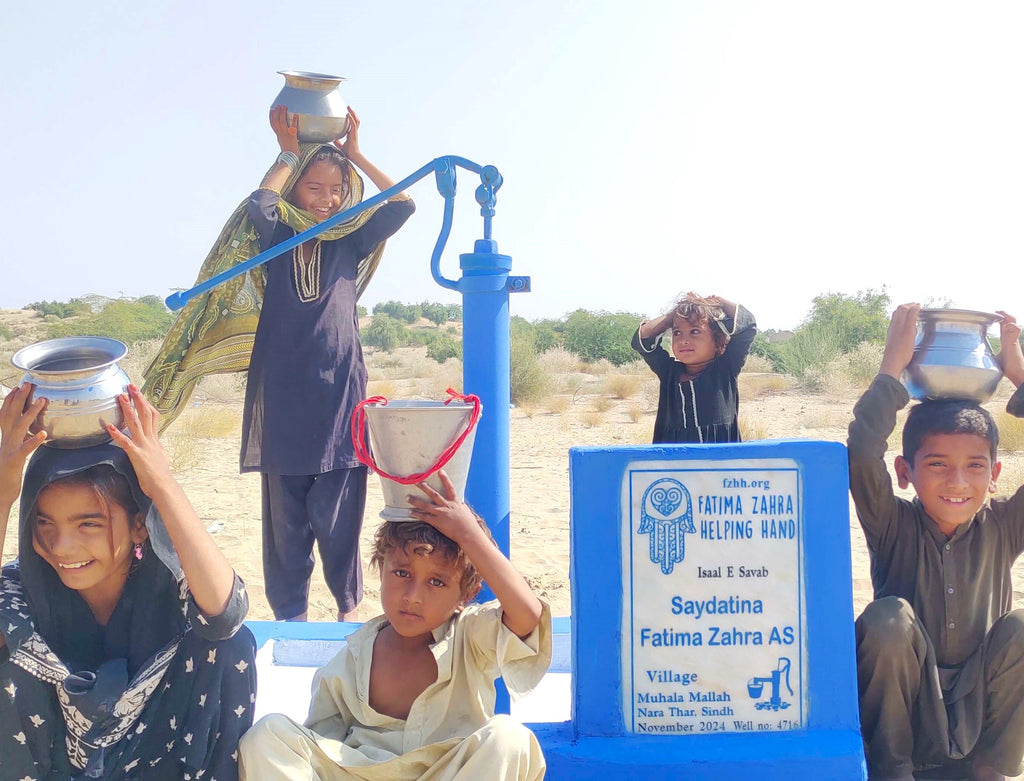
[352,395,481,522]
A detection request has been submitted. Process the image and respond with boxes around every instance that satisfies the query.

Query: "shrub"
[562,309,642,366]
[602,373,641,400]
[373,300,421,323]
[996,411,1024,453]
[801,289,890,354]
[362,315,406,352]
[420,301,450,326]
[427,335,462,363]
[772,328,842,382]
[741,353,775,373]
[627,404,644,423]
[46,297,172,343]
[539,347,580,376]
[0,324,11,341]
[27,298,91,319]
[510,333,551,405]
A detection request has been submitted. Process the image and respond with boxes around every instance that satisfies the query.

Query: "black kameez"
[631,305,757,444]
[0,445,256,780]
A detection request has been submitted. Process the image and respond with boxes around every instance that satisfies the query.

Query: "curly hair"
[672,293,730,354]
[370,516,496,600]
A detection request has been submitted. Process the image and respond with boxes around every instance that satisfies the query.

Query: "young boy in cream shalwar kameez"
[239,471,551,780]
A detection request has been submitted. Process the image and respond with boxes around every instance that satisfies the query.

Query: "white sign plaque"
[621,459,806,735]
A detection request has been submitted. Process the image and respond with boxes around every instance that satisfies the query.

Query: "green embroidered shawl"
[142,144,387,429]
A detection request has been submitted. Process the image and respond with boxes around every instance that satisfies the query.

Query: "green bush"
[420,302,450,326]
[801,289,890,354]
[562,309,641,366]
[510,333,551,404]
[404,330,438,348]
[533,318,564,353]
[28,298,91,319]
[427,335,462,363]
[373,300,421,323]
[446,304,462,322]
[362,314,406,352]
[46,297,172,343]
[772,327,842,381]
[0,323,11,341]
[357,304,367,318]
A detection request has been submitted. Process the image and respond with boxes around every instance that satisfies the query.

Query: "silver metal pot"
[903,309,1003,402]
[273,70,350,143]
[11,337,129,448]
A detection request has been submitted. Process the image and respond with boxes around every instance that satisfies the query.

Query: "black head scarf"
[17,443,185,675]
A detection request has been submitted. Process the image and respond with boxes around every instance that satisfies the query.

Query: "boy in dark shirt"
[848,303,1024,781]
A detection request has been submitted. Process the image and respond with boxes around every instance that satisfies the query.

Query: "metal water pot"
[903,309,1003,402]
[11,337,129,448]
[272,70,350,143]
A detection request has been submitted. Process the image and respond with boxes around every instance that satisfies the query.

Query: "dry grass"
[367,379,397,399]
[592,396,614,413]
[822,342,885,396]
[581,410,605,428]
[174,404,239,440]
[578,359,615,376]
[997,411,1024,454]
[627,404,644,423]
[602,374,642,400]
[544,395,571,414]
[739,417,769,441]
[739,373,792,399]
[558,373,590,395]
[741,354,774,373]
[538,347,580,376]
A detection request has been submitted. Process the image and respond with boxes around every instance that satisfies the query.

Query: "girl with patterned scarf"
[0,384,256,780]
[144,106,414,623]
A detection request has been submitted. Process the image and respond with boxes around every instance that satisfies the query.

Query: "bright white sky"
[2,1,1022,331]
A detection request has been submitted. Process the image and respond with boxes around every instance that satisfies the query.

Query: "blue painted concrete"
[555,440,866,779]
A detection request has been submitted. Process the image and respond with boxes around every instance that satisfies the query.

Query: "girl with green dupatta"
[144,105,415,623]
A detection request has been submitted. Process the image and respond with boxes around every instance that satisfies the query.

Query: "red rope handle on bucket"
[350,387,482,485]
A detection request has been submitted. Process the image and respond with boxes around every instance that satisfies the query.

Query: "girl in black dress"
[0,384,255,780]
[632,293,757,444]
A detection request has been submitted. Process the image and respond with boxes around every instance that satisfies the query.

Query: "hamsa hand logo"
[639,478,695,575]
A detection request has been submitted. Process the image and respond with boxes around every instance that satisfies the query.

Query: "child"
[146,105,415,623]
[632,292,757,444]
[848,303,1024,781]
[0,384,256,780]
[239,471,552,780]
[241,106,415,623]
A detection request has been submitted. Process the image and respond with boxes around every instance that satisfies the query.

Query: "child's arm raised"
[0,385,47,562]
[260,105,301,193]
[335,108,409,199]
[997,311,1024,389]
[409,472,543,638]
[878,302,921,380]
[638,311,674,340]
[108,385,236,618]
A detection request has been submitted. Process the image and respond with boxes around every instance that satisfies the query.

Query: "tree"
[562,309,642,366]
[362,314,405,352]
[801,289,890,353]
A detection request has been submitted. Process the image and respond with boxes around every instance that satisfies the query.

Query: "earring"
[134,543,144,561]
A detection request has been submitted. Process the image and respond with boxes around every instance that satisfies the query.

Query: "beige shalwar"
[240,600,552,780]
